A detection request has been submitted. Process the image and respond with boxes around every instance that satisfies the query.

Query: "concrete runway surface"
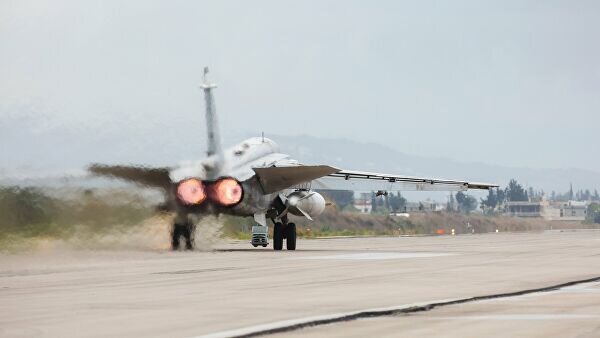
[1,231,600,337]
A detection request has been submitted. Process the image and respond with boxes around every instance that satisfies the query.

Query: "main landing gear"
[171,221,195,251]
[273,221,296,251]
[268,197,297,251]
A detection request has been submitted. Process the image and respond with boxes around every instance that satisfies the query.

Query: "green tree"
[506,179,528,202]
[317,190,354,210]
[496,188,506,205]
[389,192,406,213]
[456,191,477,214]
[369,192,389,215]
[370,192,377,213]
[586,203,600,224]
[447,193,456,212]
[384,193,391,210]
[482,189,498,209]
[528,187,535,200]
[569,183,574,200]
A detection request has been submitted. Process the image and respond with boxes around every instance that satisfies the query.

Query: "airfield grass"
[0,186,592,251]
[223,209,579,240]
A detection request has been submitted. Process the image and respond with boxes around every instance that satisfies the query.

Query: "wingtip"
[87,163,102,173]
[467,182,500,190]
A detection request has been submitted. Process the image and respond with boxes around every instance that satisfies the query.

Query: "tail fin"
[201,67,224,179]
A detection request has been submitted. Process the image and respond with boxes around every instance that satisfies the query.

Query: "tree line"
[319,179,600,223]
[482,179,600,211]
[371,191,407,214]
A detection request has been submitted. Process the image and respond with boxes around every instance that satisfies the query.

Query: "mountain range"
[1,123,598,200]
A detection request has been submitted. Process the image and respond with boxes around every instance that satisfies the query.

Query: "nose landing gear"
[251,225,269,247]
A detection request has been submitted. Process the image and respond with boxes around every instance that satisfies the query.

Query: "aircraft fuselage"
[168,137,293,218]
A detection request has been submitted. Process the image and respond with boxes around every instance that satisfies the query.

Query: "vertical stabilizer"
[201,67,224,179]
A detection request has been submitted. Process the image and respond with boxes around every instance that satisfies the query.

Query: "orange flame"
[176,178,207,205]
[211,178,243,206]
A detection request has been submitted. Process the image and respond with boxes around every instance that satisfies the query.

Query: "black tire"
[183,223,195,251]
[273,222,283,251]
[171,223,183,250]
[285,223,296,250]
[252,244,258,247]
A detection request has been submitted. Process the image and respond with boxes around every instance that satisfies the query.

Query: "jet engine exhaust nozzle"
[176,178,207,205]
[210,177,244,207]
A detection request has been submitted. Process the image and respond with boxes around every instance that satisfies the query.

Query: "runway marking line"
[291,252,454,260]
[428,314,600,321]
[195,276,600,338]
[153,267,242,275]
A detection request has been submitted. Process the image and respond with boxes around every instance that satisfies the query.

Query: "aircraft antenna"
[203,66,209,84]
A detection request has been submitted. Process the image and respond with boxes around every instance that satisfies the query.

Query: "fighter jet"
[89,68,498,251]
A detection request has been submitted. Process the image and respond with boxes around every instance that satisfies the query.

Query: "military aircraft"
[89,68,498,251]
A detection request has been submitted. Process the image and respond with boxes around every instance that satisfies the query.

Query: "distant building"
[505,201,543,217]
[542,201,562,220]
[353,197,372,214]
[559,201,588,221]
[505,200,588,221]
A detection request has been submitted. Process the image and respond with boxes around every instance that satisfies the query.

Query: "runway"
[1,231,600,337]
[273,280,600,338]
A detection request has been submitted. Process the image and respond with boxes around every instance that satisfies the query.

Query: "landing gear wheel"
[171,223,182,250]
[183,223,195,250]
[285,223,296,250]
[273,222,283,251]
[171,222,195,251]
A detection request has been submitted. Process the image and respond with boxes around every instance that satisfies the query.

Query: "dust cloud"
[2,214,228,253]
[0,186,229,253]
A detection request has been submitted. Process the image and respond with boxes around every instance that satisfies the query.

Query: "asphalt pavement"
[1,231,600,337]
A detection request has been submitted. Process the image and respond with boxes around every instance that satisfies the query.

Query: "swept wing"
[88,164,172,189]
[252,164,497,194]
[253,165,339,194]
[324,169,497,191]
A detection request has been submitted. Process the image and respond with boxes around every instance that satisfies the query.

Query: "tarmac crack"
[201,276,600,338]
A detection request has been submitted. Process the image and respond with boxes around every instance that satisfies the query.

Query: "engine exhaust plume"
[176,178,207,205]
[210,178,243,207]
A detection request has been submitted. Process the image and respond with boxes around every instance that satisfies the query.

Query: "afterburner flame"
[176,178,206,205]
[211,178,243,206]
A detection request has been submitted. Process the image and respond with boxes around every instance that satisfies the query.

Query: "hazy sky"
[1,0,599,172]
